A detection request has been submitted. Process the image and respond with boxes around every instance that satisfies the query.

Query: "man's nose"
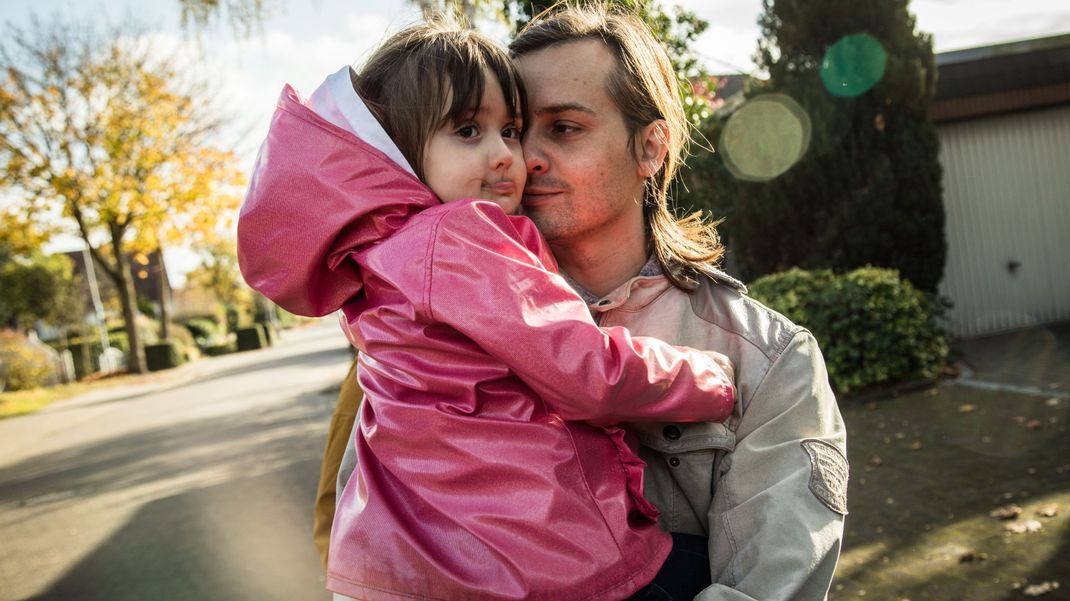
[524,150,547,174]
[521,136,546,174]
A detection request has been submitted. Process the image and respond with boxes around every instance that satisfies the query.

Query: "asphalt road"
[0,320,353,601]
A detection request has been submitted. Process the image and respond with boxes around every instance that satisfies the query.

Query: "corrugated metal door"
[938,104,1070,338]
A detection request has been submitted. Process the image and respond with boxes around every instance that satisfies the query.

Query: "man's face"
[516,40,647,245]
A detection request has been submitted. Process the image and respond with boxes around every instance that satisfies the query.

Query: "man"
[316,5,847,599]
[507,6,847,600]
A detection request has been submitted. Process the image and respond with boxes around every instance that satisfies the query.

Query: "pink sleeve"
[423,200,734,427]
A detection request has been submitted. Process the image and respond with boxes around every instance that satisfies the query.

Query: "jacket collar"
[565,258,747,315]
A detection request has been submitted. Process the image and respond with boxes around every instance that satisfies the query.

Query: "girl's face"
[422,70,525,214]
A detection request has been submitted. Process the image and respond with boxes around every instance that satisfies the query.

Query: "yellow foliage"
[0,23,243,264]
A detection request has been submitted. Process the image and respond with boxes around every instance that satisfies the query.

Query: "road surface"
[0,320,352,601]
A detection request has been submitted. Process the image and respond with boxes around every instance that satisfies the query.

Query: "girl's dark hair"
[353,20,526,180]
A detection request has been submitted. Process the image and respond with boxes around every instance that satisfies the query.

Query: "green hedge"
[202,342,236,357]
[183,318,221,343]
[235,325,267,352]
[749,267,949,396]
[145,341,186,372]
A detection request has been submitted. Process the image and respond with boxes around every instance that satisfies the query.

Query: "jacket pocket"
[632,421,737,456]
[633,422,737,535]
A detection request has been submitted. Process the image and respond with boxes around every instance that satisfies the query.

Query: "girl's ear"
[635,119,670,179]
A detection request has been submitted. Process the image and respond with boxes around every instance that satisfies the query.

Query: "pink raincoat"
[238,79,734,601]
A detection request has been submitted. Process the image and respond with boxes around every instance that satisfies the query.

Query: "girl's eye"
[502,124,521,140]
[456,124,479,139]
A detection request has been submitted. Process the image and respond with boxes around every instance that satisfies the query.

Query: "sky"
[4,0,1069,284]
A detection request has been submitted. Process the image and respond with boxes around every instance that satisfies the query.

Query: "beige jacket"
[588,268,848,601]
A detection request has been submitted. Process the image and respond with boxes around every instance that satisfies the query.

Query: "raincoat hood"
[237,67,437,317]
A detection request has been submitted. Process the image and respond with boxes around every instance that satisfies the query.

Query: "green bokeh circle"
[820,33,888,98]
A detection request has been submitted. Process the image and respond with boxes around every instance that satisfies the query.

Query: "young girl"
[238,22,734,601]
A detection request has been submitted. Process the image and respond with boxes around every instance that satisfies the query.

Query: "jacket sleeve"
[698,331,847,601]
[420,201,735,427]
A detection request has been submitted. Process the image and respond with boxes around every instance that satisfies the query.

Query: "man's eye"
[553,122,580,136]
[456,125,479,138]
[502,124,522,140]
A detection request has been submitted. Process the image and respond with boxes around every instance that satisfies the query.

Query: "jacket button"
[668,457,681,467]
[662,425,682,441]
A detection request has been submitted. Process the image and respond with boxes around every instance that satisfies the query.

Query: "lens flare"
[821,34,888,98]
[719,94,811,182]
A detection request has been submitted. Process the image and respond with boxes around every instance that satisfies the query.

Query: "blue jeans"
[627,532,712,601]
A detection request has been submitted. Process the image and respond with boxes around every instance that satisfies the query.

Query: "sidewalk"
[39,343,264,413]
[954,321,1070,397]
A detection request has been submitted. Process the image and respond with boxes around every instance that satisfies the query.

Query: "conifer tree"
[686,0,945,291]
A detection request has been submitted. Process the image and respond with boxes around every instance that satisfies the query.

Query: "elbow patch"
[801,439,849,515]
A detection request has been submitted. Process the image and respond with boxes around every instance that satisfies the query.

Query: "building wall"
[937,104,1070,338]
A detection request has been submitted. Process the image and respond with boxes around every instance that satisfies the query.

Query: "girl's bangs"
[437,41,525,126]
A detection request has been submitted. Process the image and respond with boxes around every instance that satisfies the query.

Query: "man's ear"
[635,119,670,179]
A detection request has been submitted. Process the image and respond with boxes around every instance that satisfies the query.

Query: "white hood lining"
[308,66,416,177]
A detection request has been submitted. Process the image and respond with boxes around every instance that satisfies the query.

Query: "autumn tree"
[0,250,85,334]
[186,240,253,311]
[177,0,270,34]
[0,17,245,373]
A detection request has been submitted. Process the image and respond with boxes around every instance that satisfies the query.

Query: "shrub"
[276,308,297,329]
[165,325,199,361]
[749,267,949,395]
[225,304,253,334]
[183,318,220,345]
[0,331,57,391]
[235,325,267,352]
[202,342,235,357]
[145,341,185,372]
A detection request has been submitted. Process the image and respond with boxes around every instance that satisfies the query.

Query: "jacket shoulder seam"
[687,284,803,364]
[747,329,812,410]
[422,211,450,321]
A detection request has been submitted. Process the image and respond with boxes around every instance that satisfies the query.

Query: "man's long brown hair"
[510,3,724,289]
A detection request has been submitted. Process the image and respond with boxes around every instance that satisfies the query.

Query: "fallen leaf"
[1004,519,1043,534]
[1023,581,1060,596]
[1036,504,1060,518]
[1026,419,1043,430]
[910,441,923,451]
[990,504,1022,520]
[869,455,883,467]
[958,403,977,413]
[958,550,988,563]
[1014,415,1027,424]
[1046,398,1061,407]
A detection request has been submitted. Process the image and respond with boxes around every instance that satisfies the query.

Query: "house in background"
[63,249,173,324]
[934,33,1070,338]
